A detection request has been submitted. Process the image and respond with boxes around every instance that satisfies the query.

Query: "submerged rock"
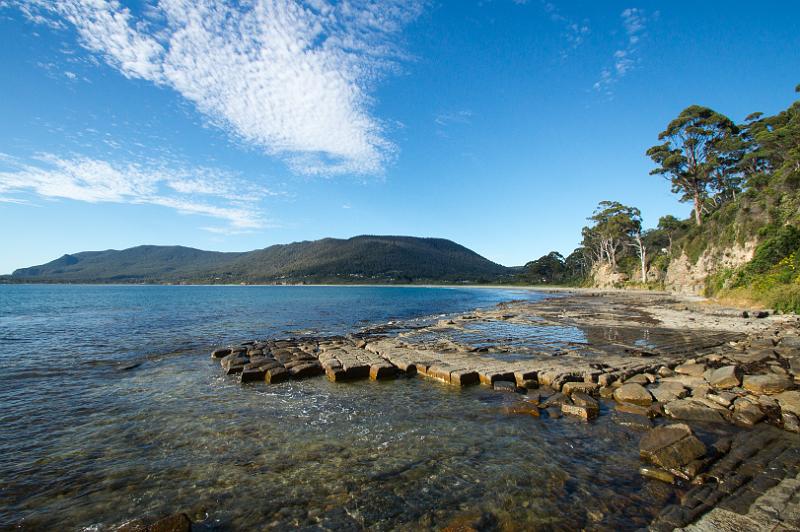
[639,423,706,470]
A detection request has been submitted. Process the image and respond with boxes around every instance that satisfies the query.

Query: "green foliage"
[646,105,740,225]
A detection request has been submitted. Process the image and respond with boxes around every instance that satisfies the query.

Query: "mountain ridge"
[8,236,512,284]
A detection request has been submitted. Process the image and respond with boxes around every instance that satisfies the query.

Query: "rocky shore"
[211,291,800,531]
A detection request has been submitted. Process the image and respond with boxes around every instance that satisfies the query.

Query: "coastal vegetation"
[521,85,800,312]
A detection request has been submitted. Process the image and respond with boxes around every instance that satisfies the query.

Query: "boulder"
[639,423,706,469]
[663,400,725,423]
[707,365,741,389]
[775,390,800,417]
[742,374,792,395]
[613,383,653,406]
[674,362,706,377]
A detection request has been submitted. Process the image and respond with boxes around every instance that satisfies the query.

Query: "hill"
[9,236,511,284]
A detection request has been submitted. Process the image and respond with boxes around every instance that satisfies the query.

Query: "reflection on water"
[0,286,675,530]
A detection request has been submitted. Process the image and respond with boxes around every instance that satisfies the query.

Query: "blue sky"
[1,0,798,274]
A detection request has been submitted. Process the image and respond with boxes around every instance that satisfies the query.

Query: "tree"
[656,215,683,254]
[522,251,566,284]
[646,105,739,225]
[582,201,642,270]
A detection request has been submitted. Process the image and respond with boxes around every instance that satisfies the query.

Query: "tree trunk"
[693,191,702,226]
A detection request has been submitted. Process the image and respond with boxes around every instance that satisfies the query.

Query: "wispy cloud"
[0,153,276,233]
[17,0,425,176]
[539,1,590,57]
[435,110,473,127]
[593,7,654,97]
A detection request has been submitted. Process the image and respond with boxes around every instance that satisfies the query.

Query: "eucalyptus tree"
[582,201,643,275]
[646,105,739,225]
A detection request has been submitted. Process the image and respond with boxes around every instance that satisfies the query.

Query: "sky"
[1,1,798,274]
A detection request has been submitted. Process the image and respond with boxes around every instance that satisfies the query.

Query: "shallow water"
[1,285,680,530]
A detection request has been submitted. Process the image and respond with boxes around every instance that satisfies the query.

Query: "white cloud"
[593,7,651,96]
[539,1,590,57]
[18,0,424,176]
[0,153,274,232]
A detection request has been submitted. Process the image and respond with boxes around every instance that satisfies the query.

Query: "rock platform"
[210,291,800,530]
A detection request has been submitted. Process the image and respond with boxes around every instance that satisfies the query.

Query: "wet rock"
[540,392,570,408]
[289,362,324,379]
[450,369,480,386]
[562,402,598,420]
[544,406,562,419]
[613,383,653,406]
[265,366,289,384]
[572,392,599,409]
[151,513,193,532]
[503,402,541,417]
[513,370,537,387]
[211,347,231,359]
[675,362,706,377]
[562,382,599,396]
[240,367,268,383]
[479,371,515,386]
[369,364,397,380]
[663,399,725,423]
[599,386,615,398]
[639,423,706,470]
[222,355,249,375]
[774,390,800,417]
[616,402,657,418]
[707,365,741,389]
[731,398,765,427]
[640,466,676,484]
[493,380,522,393]
[742,374,792,395]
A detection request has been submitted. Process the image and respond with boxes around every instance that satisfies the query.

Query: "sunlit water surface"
[1,286,676,530]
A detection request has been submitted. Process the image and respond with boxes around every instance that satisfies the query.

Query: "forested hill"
[8,236,512,284]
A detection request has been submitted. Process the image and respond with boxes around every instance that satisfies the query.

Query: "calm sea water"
[0,285,674,530]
